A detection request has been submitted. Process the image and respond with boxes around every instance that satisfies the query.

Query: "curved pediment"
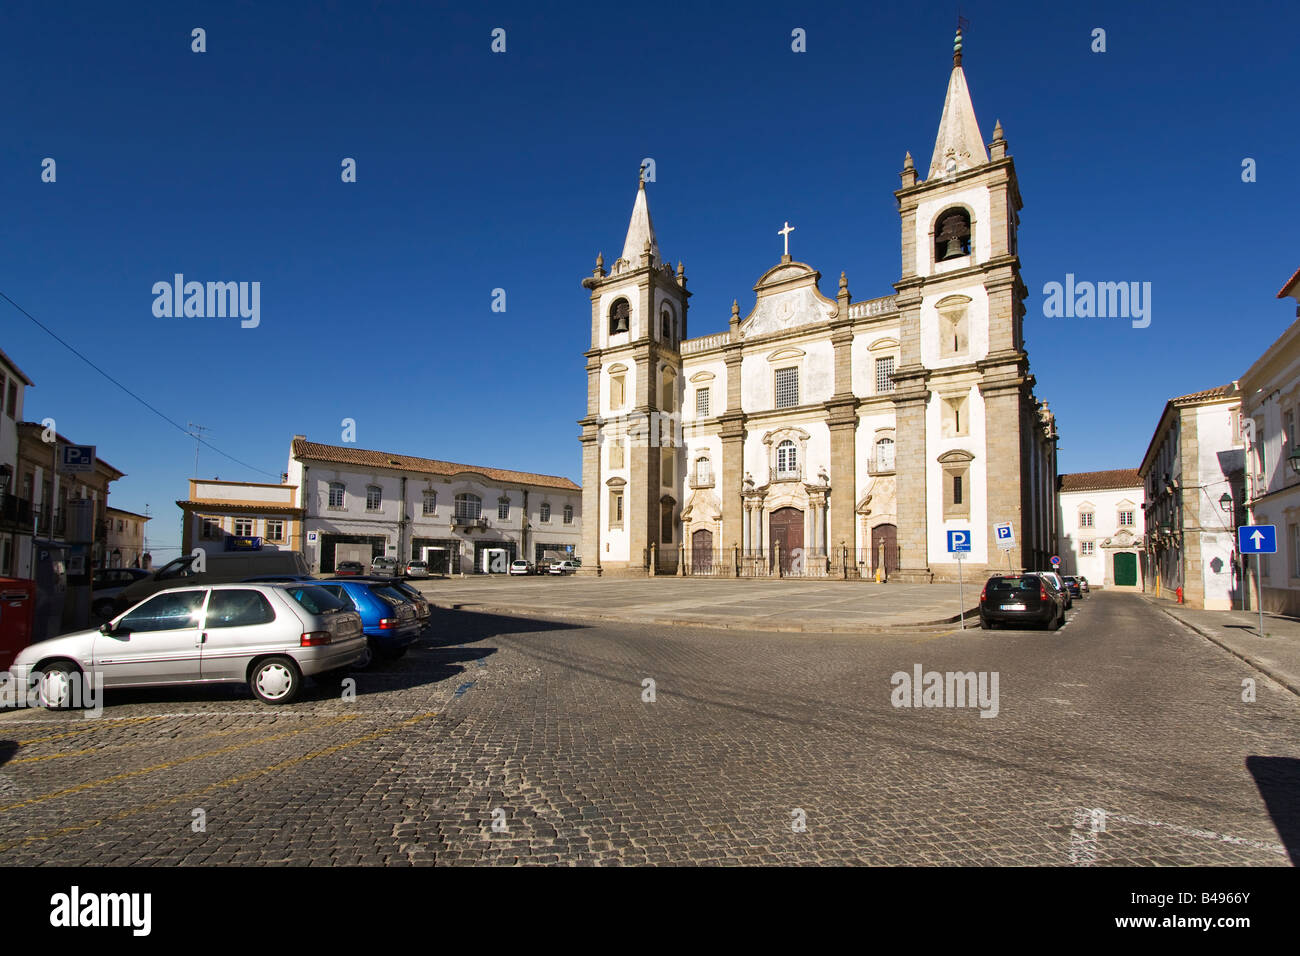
[739,260,838,339]
[867,336,900,351]
[766,347,806,364]
[936,449,975,464]
[689,370,716,383]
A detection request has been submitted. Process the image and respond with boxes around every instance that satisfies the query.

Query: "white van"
[112,551,311,614]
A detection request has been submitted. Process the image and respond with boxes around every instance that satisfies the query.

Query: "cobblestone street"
[1,591,1297,865]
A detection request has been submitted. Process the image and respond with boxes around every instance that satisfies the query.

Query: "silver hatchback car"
[9,583,365,708]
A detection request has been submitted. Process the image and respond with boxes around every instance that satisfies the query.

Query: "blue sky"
[2,0,1296,556]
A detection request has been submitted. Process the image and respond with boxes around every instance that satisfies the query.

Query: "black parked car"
[979,573,1066,630]
[1061,576,1083,599]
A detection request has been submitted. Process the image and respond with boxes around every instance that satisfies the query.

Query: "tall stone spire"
[927,29,988,180]
[620,165,660,266]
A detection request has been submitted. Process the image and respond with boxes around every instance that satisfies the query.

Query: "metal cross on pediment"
[778,221,795,256]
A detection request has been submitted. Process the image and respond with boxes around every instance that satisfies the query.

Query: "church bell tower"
[578,168,690,574]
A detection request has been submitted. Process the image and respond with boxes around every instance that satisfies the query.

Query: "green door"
[1114,551,1137,587]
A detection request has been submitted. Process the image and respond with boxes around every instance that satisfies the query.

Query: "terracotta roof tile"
[291,438,581,492]
[1171,383,1237,404]
[1279,265,1300,299]
[1058,469,1143,493]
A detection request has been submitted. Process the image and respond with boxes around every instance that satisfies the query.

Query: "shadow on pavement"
[1246,755,1300,865]
[423,607,589,649]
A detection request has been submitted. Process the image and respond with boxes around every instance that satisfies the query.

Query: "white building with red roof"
[1056,469,1145,589]
[286,436,581,574]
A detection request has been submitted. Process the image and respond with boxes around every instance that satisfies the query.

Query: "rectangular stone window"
[774,366,799,409]
[696,387,710,418]
[423,492,437,515]
[498,499,510,520]
[609,491,624,529]
[943,465,970,519]
[1080,540,1095,556]
[610,374,626,410]
[940,307,969,356]
[875,357,895,394]
[1079,512,1094,528]
[610,439,625,470]
[1118,510,1134,527]
[366,485,382,511]
[941,395,969,438]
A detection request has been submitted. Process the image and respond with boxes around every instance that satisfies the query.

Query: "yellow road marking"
[10,716,166,746]
[0,714,359,813]
[0,712,436,851]
[9,724,277,765]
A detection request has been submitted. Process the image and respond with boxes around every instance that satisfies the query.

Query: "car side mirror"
[99,622,114,635]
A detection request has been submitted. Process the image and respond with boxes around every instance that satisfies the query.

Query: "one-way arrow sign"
[1238,525,1277,554]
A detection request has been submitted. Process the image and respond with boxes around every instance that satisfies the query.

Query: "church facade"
[577,37,1058,582]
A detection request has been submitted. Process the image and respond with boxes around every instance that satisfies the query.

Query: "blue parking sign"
[947,529,971,553]
[1238,525,1277,554]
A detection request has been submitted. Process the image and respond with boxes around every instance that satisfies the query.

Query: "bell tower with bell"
[890,26,1038,580]
[578,166,690,575]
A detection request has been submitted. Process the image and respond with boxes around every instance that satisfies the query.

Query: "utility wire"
[1,289,279,479]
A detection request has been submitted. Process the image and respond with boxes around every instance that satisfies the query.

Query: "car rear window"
[285,585,348,615]
[368,585,408,604]
[986,576,1040,592]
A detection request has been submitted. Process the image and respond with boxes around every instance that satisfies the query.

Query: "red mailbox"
[0,577,36,671]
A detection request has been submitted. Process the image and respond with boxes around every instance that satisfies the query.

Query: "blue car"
[317,579,421,668]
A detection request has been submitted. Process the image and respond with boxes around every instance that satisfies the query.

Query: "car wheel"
[250,657,301,705]
[35,661,82,710]
[980,617,992,630]
[1052,609,1064,630]
[350,640,375,671]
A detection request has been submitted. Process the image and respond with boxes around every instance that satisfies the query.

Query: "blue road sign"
[1238,525,1277,554]
[1050,555,1061,566]
[946,530,971,553]
[59,444,95,474]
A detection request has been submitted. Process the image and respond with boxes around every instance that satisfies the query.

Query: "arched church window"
[609,298,630,335]
[776,440,799,478]
[661,306,674,343]
[934,208,972,261]
[875,438,895,473]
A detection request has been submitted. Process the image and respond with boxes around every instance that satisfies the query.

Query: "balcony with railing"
[34,506,67,538]
[0,494,34,533]
[451,513,489,532]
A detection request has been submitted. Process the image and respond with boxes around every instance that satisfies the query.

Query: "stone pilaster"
[1179,407,1205,608]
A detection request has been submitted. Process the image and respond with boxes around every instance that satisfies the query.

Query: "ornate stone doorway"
[769,506,803,572]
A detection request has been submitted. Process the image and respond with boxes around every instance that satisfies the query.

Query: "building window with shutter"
[563,504,573,525]
[328,482,345,509]
[875,356,896,393]
[366,486,382,511]
[774,367,799,409]
[423,492,437,515]
[696,387,710,418]
[265,519,284,542]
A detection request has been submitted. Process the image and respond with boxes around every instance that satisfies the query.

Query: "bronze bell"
[942,237,966,260]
